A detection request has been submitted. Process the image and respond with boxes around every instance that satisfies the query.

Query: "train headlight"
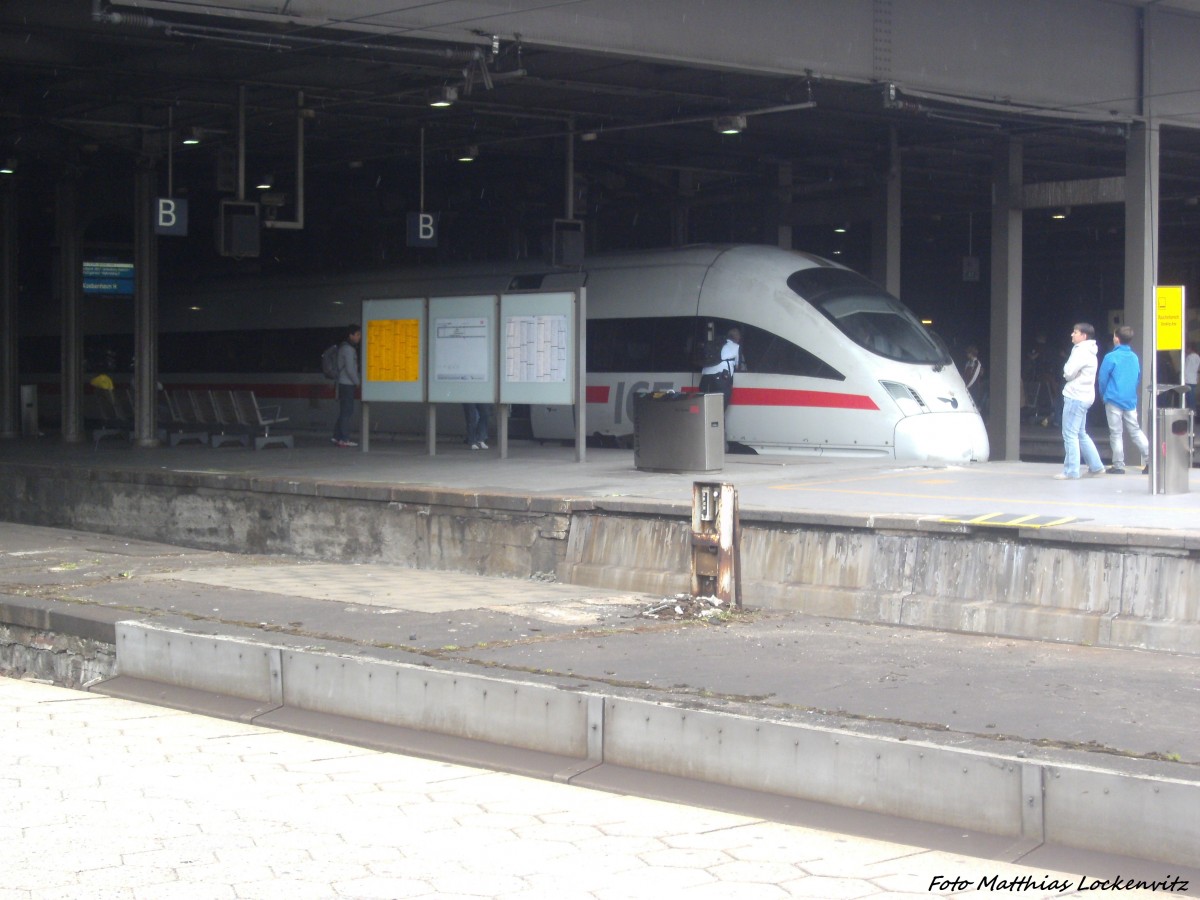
[880,380,928,417]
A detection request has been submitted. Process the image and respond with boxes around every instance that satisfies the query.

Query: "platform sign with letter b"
[407,211,438,247]
[155,197,188,236]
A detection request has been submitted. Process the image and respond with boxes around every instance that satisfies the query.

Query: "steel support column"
[1125,122,1161,489]
[989,138,1023,461]
[870,126,901,298]
[56,181,83,444]
[776,161,793,250]
[1,185,16,439]
[133,166,160,447]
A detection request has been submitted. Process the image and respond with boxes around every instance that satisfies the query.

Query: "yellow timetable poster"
[366,318,421,381]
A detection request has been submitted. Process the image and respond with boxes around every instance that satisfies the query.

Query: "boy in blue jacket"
[1097,325,1149,474]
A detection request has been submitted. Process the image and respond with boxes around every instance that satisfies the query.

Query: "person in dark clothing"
[332,324,362,448]
[962,344,986,414]
[698,327,744,410]
[463,403,491,450]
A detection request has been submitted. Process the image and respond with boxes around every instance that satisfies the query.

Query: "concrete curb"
[105,620,1200,868]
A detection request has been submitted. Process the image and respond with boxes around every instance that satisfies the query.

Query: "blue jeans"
[334,383,356,442]
[1061,397,1102,478]
[1104,403,1149,469]
[463,403,490,445]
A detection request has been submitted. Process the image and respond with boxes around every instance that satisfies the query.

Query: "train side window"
[586,316,842,379]
[159,327,333,374]
[739,323,844,381]
[586,316,694,373]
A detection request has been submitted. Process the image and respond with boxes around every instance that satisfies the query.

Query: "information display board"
[499,291,577,405]
[427,295,498,403]
[361,297,426,403]
[83,261,134,296]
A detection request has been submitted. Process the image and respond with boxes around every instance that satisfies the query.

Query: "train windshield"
[788,269,950,365]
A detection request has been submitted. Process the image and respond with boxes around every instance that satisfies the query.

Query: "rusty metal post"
[691,481,740,608]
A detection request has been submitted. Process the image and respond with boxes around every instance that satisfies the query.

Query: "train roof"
[168,244,845,297]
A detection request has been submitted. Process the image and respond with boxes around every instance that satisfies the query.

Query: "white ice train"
[92,243,988,461]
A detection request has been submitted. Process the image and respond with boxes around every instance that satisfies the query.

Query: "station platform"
[1,433,1198,876]
[1,426,1196,532]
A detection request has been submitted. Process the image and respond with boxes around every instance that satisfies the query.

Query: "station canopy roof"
[3,1,1200,270]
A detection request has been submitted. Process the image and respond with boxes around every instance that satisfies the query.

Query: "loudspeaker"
[552,219,584,267]
[217,200,260,258]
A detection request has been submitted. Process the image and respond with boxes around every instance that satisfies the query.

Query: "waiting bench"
[191,389,249,448]
[161,390,210,447]
[231,389,292,450]
[118,388,289,451]
[89,389,133,449]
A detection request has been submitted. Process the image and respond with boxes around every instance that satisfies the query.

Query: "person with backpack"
[331,324,362,447]
[698,326,744,410]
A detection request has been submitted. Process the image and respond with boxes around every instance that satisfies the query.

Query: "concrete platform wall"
[561,513,1200,655]
[0,463,570,579]
[1,462,1197,654]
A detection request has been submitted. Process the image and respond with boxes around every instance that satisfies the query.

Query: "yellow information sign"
[1156,285,1185,352]
[366,318,421,382]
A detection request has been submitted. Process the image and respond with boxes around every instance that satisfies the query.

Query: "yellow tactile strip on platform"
[939,513,1078,528]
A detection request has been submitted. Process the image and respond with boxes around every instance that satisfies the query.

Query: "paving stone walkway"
[3,676,1182,899]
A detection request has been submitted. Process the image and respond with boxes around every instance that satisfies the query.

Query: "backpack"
[691,338,725,370]
[320,343,340,380]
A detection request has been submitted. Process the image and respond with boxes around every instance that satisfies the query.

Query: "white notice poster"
[505,315,568,382]
[433,316,488,381]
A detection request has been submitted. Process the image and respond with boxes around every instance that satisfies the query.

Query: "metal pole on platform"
[576,287,587,462]
[1,185,16,440]
[133,165,159,447]
[57,180,83,444]
[1149,289,1159,493]
[690,482,740,609]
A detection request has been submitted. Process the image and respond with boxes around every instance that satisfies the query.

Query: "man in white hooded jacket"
[1055,322,1105,480]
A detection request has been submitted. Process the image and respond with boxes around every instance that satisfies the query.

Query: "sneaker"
[337,440,358,447]
[1085,468,1105,477]
[478,441,488,449]
[331,437,339,445]
[1052,473,1078,480]
[470,443,480,450]
[1106,466,1125,474]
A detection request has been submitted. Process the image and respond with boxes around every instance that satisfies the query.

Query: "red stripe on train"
[70,380,875,410]
[732,387,879,410]
[678,385,878,410]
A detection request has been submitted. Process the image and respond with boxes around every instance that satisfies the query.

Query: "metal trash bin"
[633,391,724,472]
[20,385,38,437]
[1154,408,1194,495]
